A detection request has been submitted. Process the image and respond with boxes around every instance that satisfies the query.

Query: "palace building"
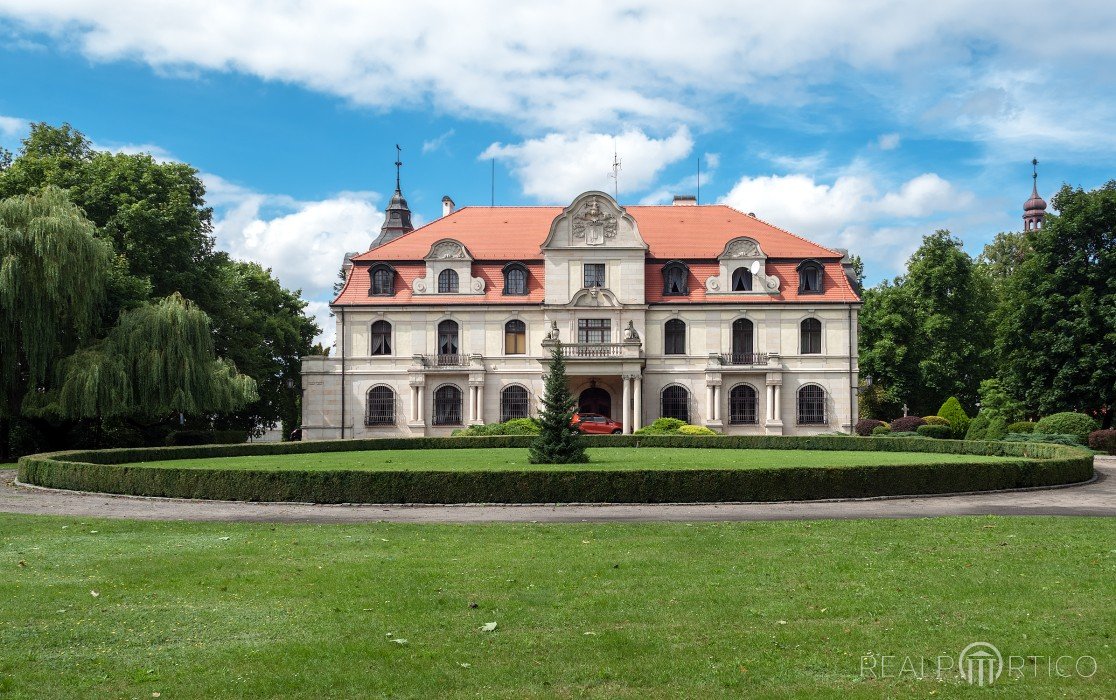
[300,175,863,439]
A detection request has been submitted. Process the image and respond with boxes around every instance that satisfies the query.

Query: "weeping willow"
[1,187,116,417]
[31,293,258,419]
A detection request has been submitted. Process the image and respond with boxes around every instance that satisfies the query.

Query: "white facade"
[302,191,861,438]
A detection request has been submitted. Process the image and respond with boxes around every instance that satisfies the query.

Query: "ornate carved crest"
[571,197,618,246]
[428,240,466,259]
[724,238,761,258]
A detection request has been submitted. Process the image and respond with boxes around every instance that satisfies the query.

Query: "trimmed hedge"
[17,434,1094,505]
[922,416,951,427]
[916,424,953,439]
[1006,421,1037,434]
[1034,412,1100,444]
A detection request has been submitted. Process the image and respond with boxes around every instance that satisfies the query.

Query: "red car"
[572,412,623,434]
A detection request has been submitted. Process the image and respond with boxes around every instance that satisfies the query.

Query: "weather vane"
[395,144,403,190]
[1032,157,1038,183]
[608,139,622,200]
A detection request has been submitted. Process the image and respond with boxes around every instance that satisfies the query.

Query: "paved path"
[1,457,1113,524]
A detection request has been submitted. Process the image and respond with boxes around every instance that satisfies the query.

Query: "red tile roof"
[336,203,859,305]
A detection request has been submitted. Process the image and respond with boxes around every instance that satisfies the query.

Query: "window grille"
[365,386,395,425]
[660,385,689,422]
[728,384,757,424]
[501,385,530,422]
[797,385,826,425]
[433,385,463,425]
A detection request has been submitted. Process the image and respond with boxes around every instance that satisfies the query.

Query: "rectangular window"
[577,318,611,343]
[583,263,606,288]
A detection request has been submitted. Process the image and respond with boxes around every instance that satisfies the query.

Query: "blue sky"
[2,2,1114,343]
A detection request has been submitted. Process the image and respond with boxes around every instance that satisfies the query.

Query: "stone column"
[476,383,485,424]
[632,376,643,431]
[622,375,632,434]
[467,386,477,423]
[773,384,782,421]
[416,386,425,423]
[713,384,721,422]
[707,385,715,423]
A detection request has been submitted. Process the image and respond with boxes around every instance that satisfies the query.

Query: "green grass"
[1,515,1111,698]
[126,447,1023,472]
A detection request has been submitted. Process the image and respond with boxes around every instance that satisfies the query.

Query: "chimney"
[672,195,697,206]
[442,195,455,217]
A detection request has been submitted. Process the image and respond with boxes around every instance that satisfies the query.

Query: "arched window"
[661,262,689,296]
[664,319,686,355]
[438,268,459,293]
[797,385,826,425]
[503,264,528,295]
[501,385,530,422]
[797,260,824,294]
[433,385,463,425]
[370,320,392,356]
[504,319,526,354]
[370,265,394,296]
[731,318,754,362]
[731,267,752,292]
[365,385,395,426]
[728,384,758,425]
[437,320,459,362]
[800,318,822,354]
[660,385,689,422]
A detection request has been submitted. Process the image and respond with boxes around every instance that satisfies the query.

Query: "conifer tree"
[529,342,588,464]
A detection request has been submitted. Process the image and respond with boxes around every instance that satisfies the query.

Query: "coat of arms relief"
[571,198,618,246]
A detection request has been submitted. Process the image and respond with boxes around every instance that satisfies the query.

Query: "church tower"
[371,145,414,249]
[1023,157,1047,232]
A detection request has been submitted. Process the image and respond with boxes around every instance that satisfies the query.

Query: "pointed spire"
[371,144,414,249]
[1023,157,1047,232]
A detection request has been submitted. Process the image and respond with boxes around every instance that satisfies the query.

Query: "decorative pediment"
[424,239,471,261]
[568,286,621,308]
[540,191,647,251]
[719,237,766,260]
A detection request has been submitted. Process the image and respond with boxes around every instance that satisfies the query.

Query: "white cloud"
[720,169,973,278]
[422,129,455,154]
[877,133,901,150]
[482,127,693,201]
[0,115,29,146]
[206,174,384,341]
[3,2,1114,136]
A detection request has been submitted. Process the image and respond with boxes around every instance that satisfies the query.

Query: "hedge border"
[17,435,1094,505]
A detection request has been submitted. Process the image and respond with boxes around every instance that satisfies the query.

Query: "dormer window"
[797,260,824,294]
[438,268,459,293]
[661,261,689,296]
[731,267,752,292]
[503,263,528,296]
[369,264,395,296]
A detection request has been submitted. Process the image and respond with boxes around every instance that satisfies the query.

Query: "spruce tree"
[529,342,588,464]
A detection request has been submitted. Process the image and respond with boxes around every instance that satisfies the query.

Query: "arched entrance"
[578,387,612,418]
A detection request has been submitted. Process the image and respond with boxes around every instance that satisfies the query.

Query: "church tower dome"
[370,145,415,249]
[1023,157,1047,232]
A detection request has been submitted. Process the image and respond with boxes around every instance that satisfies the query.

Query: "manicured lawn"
[1,515,1111,698]
[126,447,1023,472]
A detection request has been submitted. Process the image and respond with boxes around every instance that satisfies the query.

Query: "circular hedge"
[17,435,1094,505]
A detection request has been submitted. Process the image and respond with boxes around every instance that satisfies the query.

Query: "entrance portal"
[578,387,612,418]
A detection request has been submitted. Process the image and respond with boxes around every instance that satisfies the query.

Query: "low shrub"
[916,424,953,439]
[678,425,717,436]
[452,419,540,437]
[634,418,690,435]
[1002,433,1083,447]
[1006,421,1037,434]
[937,397,970,439]
[1087,429,1116,454]
[889,416,927,433]
[871,425,892,436]
[986,416,1009,441]
[1034,412,1100,444]
[855,419,886,437]
[966,414,991,440]
[922,416,951,427]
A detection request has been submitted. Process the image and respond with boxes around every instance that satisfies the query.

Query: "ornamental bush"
[916,424,953,439]
[678,424,717,436]
[634,418,688,435]
[966,413,991,440]
[855,419,886,436]
[871,425,892,436]
[1006,421,1037,434]
[985,416,1009,441]
[889,416,927,433]
[453,419,541,437]
[922,416,951,427]
[1088,429,1116,454]
[1034,412,1100,444]
[937,397,970,439]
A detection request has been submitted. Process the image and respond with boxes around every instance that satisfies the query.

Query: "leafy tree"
[859,230,995,416]
[996,182,1116,425]
[28,294,257,420]
[976,378,1024,423]
[529,343,587,464]
[0,186,116,418]
[977,231,1029,295]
